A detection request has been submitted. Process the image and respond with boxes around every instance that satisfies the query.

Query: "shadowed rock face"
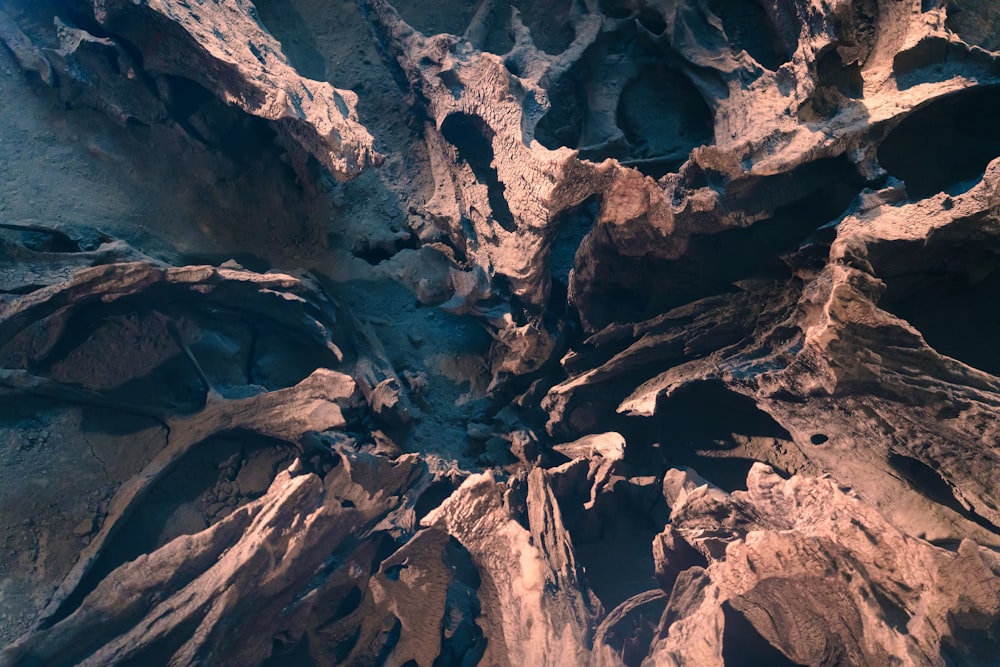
[1,0,1000,665]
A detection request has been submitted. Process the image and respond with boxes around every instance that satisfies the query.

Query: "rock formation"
[1,0,999,665]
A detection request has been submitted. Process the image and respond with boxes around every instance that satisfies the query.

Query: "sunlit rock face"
[1,0,1000,665]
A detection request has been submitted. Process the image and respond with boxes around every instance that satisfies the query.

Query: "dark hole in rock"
[435,543,488,667]
[440,113,516,231]
[384,563,407,581]
[401,660,419,667]
[51,431,297,625]
[871,584,911,633]
[821,48,863,94]
[708,0,793,71]
[352,232,420,266]
[566,487,660,609]
[877,85,1000,199]
[414,480,455,522]
[261,634,315,667]
[637,8,667,35]
[888,453,1000,532]
[615,64,714,178]
[623,382,793,491]
[375,617,402,664]
[161,75,215,124]
[248,324,345,391]
[535,24,714,178]
[603,596,669,667]
[811,433,829,445]
[670,456,765,493]
[445,536,482,589]
[162,75,290,164]
[4,228,79,253]
[576,156,861,327]
[506,0,576,55]
[945,0,1000,52]
[882,266,1000,377]
[333,586,363,620]
[155,75,325,249]
[340,499,356,508]
[941,606,1000,667]
[534,72,585,150]
[333,624,363,663]
[721,601,808,667]
[365,532,403,576]
[549,195,600,288]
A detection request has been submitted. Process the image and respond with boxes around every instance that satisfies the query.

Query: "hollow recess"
[549,195,600,289]
[440,113,516,231]
[881,260,1000,378]
[434,537,487,667]
[945,0,1000,52]
[603,596,668,667]
[708,0,793,70]
[888,453,1000,531]
[722,602,807,667]
[534,26,714,178]
[506,0,575,55]
[575,157,862,328]
[569,491,660,609]
[801,47,864,119]
[877,86,1000,199]
[617,64,715,177]
[637,382,794,492]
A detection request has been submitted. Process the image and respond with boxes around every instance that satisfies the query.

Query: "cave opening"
[888,452,1000,532]
[616,63,715,178]
[504,0,576,55]
[533,71,585,151]
[626,381,794,492]
[877,86,1000,199]
[440,113,517,231]
[576,156,862,328]
[881,262,1000,378]
[434,537,487,667]
[721,602,808,667]
[708,0,793,71]
[351,231,421,266]
[534,24,715,179]
[569,490,661,610]
[549,195,600,290]
[601,595,669,667]
[800,46,865,119]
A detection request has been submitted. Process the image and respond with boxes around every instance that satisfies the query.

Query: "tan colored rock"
[647,464,1000,667]
[86,0,380,180]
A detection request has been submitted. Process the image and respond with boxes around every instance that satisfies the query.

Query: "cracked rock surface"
[1,0,1000,665]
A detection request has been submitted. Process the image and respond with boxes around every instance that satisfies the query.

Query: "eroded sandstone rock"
[2,0,1000,664]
